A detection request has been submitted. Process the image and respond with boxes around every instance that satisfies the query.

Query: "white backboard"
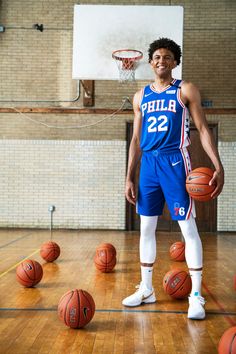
[73,5,184,80]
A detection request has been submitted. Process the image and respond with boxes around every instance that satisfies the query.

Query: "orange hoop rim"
[112,49,143,62]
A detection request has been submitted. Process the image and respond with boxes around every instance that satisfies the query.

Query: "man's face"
[150,48,177,76]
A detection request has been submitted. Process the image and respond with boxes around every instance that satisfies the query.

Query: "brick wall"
[218,142,236,231]
[0,0,235,108]
[0,0,235,230]
[0,140,126,229]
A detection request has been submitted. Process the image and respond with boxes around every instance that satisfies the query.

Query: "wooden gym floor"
[0,228,236,354]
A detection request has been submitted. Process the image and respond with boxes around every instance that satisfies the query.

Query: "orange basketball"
[16,259,43,287]
[97,243,117,256]
[163,269,192,299]
[218,326,236,354]
[58,289,95,328]
[186,167,215,201]
[94,243,116,272]
[40,241,60,262]
[170,241,185,261]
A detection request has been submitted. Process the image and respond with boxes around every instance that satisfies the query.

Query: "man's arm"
[125,90,143,205]
[182,82,224,198]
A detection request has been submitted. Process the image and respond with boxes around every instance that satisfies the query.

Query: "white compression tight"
[139,215,202,269]
[178,216,203,269]
[139,215,202,295]
[140,215,158,264]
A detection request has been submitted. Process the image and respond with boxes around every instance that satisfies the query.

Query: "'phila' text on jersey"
[141,99,177,115]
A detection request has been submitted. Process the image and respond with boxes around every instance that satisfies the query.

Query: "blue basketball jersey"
[139,79,190,152]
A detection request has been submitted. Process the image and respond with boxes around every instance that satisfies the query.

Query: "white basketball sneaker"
[122,282,156,307]
[188,295,206,320]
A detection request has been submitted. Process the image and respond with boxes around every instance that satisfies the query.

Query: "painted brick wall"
[0,140,126,229]
[218,142,236,231]
[0,0,235,108]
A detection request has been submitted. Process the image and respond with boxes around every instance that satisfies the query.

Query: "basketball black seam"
[65,290,74,326]
[52,244,57,258]
[166,272,189,296]
[22,262,34,281]
[82,290,95,319]
[77,289,81,328]
[189,172,213,178]
[17,273,32,285]
[192,192,213,197]
[173,248,185,260]
[170,277,188,296]
[31,261,37,281]
[94,259,107,270]
[187,182,213,186]
[82,290,92,306]
[186,189,213,197]
[229,333,236,354]
[46,249,54,260]
[164,271,183,292]
[170,275,190,296]
[105,249,108,272]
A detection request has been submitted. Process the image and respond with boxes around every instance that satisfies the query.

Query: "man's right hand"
[125,180,136,205]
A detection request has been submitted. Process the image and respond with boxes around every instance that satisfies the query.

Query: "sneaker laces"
[190,295,206,305]
[198,296,206,305]
[134,282,154,297]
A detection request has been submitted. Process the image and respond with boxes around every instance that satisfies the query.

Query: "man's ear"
[149,60,155,68]
[172,60,177,69]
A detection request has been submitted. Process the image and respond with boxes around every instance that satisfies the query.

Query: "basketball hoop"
[112,49,143,82]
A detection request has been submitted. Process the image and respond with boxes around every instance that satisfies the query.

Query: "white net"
[112,49,143,82]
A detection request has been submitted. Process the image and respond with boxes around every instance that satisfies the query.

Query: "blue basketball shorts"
[137,148,196,220]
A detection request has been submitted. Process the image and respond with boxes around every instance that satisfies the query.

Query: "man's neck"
[153,76,174,90]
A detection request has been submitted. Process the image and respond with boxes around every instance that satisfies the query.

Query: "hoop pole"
[48,205,56,240]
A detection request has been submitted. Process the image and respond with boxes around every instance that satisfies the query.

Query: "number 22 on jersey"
[147,115,168,133]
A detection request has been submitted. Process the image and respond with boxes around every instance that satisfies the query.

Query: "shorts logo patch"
[172,161,181,166]
[174,203,185,216]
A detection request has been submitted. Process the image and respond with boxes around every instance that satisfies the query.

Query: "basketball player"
[123,38,224,320]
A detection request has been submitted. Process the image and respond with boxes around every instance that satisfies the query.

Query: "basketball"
[163,269,192,299]
[186,167,215,202]
[218,326,236,354]
[169,241,185,261]
[94,243,116,272]
[40,241,60,262]
[58,289,95,328]
[16,259,43,287]
[97,242,117,256]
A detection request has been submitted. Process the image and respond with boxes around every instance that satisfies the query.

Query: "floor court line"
[0,307,235,316]
[0,248,39,279]
[0,232,33,249]
[203,281,236,326]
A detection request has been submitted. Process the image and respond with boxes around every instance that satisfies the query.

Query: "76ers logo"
[174,203,185,216]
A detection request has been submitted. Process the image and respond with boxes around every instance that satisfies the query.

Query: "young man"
[123,38,224,319]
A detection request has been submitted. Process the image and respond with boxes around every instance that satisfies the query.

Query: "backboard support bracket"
[81,80,95,107]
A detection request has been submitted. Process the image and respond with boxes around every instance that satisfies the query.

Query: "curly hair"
[148,38,182,65]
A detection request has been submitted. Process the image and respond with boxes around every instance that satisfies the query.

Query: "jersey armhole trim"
[177,81,188,109]
[139,88,144,108]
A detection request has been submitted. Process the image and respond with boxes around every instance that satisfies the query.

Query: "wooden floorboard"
[0,229,236,353]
